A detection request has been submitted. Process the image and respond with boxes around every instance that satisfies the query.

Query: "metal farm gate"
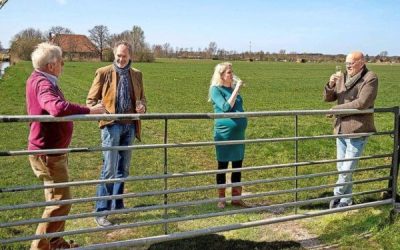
[0,108,399,249]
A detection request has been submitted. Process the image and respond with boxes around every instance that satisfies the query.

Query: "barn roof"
[52,34,97,53]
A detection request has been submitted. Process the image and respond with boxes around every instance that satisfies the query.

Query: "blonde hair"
[208,62,232,102]
[31,42,62,70]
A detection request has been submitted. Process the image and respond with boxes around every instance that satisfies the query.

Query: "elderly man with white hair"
[26,42,105,249]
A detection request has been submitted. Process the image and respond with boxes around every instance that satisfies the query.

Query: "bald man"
[323,51,378,209]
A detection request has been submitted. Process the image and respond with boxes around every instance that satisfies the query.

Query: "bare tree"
[163,43,171,57]
[10,28,45,61]
[131,26,145,54]
[48,26,73,35]
[88,25,110,61]
[130,26,154,62]
[0,41,3,50]
[152,43,173,57]
[107,30,132,48]
[152,44,163,58]
[379,51,388,57]
[104,30,136,61]
[207,42,217,59]
[377,51,389,62]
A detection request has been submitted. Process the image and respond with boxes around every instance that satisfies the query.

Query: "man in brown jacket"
[87,41,146,227]
[323,51,378,209]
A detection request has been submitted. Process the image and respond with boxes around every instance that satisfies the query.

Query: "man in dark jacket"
[323,51,378,209]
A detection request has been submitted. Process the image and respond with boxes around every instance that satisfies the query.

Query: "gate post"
[390,107,400,217]
[163,118,169,234]
[294,115,299,214]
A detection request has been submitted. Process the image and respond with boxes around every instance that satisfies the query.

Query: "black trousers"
[216,160,243,185]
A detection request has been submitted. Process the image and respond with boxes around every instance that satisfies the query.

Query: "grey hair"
[31,42,62,70]
[208,62,232,102]
[113,40,133,56]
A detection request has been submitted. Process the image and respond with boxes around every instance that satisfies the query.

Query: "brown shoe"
[50,237,79,249]
[231,186,251,208]
[217,188,226,209]
[231,199,251,207]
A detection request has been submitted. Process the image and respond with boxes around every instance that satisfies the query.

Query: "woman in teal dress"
[209,62,248,209]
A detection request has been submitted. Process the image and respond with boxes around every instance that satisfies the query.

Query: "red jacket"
[26,71,90,150]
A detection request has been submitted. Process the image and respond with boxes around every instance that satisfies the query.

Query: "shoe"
[337,202,349,208]
[94,216,113,227]
[50,237,79,249]
[329,199,340,209]
[380,191,392,200]
[217,201,226,209]
[380,191,400,201]
[231,186,251,208]
[231,199,251,208]
[217,188,226,209]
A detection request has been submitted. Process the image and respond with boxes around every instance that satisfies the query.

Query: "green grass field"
[1,59,400,249]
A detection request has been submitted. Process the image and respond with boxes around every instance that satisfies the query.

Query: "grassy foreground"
[1,59,400,249]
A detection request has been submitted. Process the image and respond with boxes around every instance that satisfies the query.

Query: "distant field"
[1,59,400,248]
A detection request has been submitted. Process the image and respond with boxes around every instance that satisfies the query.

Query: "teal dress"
[210,86,247,162]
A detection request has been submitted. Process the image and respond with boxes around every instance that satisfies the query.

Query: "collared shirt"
[26,71,90,150]
[35,69,58,86]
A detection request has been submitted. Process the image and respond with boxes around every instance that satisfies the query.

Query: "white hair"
[31,42,62,70]
[208,62,232,102]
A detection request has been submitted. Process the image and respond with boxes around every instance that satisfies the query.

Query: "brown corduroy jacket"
[323,66,378,135]
[86,64,146,141]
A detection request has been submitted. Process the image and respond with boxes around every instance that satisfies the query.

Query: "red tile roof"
[52,34,97,53]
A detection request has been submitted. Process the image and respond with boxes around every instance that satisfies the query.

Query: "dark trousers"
[216,160,243,184]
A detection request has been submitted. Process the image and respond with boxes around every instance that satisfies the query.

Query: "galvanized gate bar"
[0,154,391,193]
[0,164,391,212]
[0,131,392,157]
[1,107,398,248]
[75,200,392,250]
[1,193,390,245]
[0,108,380,123]
[0,174,390,229]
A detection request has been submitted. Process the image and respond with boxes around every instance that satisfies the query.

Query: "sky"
[0,0,399,56]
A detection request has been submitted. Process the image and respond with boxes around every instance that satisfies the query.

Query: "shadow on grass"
[298,191,385,210]
[148,234,302,250]
[297,191,332,210]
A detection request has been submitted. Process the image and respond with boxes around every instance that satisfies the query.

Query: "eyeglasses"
[345,60,359,66]
[48,59,64,67]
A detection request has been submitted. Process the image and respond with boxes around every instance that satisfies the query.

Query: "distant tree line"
[8,25,154,63]
[7,25,400,63]
[152,43,400,63]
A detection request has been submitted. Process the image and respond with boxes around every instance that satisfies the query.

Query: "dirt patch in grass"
[262,219,339,250]
[148,234,301,250]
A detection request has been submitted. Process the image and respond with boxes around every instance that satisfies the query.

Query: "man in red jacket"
[26,42,105,250]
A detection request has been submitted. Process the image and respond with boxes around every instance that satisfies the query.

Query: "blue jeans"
[95,123,136,212]
[334,137,367,205]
